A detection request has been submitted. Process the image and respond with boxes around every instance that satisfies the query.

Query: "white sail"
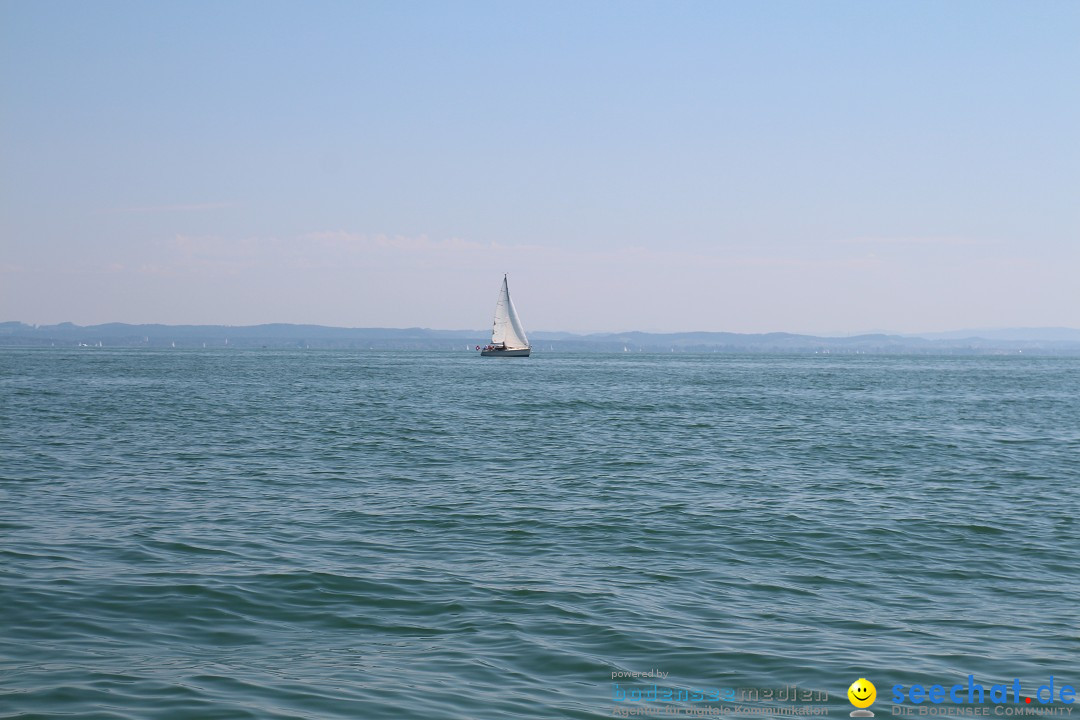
[490,275,530,349]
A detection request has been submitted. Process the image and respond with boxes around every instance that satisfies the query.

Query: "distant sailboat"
[480,274,531,357]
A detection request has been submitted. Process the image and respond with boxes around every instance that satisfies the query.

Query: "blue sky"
[2,0,1078,333]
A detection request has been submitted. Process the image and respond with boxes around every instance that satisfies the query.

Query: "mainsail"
[491,275,530,349]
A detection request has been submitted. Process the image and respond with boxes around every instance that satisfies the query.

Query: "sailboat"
[480,274,531,357]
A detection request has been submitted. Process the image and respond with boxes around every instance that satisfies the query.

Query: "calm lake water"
[2,349,1078,719]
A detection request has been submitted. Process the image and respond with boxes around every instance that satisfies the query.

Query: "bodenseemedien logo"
[849,678,877,717]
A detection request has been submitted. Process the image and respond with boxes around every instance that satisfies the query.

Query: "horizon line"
[4,320,1080,340]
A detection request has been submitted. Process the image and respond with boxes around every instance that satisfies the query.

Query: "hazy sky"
[2,1,1078,334]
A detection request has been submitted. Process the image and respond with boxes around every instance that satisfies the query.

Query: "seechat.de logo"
[891,676,1076,706]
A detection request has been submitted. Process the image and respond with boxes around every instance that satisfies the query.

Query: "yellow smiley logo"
[848,678,877,709]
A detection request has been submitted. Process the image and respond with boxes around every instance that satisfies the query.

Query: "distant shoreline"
[3,322,1080,355]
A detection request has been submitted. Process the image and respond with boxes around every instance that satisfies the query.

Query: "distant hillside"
[0,322,480,350]
[908,327,1080,342]
[4,322,1080,354]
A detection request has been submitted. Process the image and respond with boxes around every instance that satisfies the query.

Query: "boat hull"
[480,348,531,357]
